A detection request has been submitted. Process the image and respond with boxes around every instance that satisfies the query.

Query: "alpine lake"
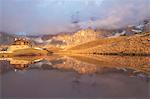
[0,54,150,99]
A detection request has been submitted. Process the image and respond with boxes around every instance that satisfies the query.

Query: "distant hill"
[0,32,15,45]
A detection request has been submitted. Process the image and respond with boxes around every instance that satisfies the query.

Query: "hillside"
[12,48,48,56]
[48,29,114,46]
[0,32,15,45]
[65,32,150,55]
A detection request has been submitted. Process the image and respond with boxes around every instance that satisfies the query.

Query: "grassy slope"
[13,48,48,56]
[67,32,150,55]
[69,37,126,50]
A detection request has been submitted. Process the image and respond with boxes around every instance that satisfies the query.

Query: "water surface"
[0,55,150,99]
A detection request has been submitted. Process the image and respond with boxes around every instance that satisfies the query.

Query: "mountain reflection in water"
[0,55,150,98]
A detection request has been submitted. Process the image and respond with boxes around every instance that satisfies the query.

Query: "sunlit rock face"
[54,29,101,48]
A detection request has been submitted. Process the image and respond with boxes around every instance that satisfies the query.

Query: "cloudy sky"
[0,0,150,35]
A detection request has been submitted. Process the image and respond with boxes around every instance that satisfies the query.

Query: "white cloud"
[1,0,150,35]
[85,0,150,29]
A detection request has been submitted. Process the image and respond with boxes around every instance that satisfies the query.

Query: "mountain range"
[0,19,149,47]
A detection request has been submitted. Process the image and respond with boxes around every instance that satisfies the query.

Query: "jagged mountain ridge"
[0,19,149,47]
